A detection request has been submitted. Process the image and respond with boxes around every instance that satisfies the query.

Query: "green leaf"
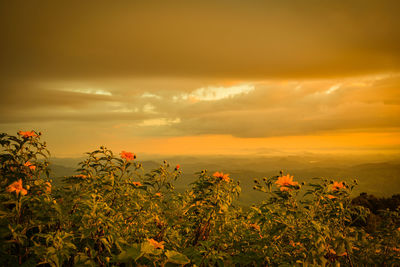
[116,243,143,262]
[165,250,190,265]
[141,241,163,255]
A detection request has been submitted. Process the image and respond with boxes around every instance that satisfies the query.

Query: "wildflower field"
[1,131,399,266]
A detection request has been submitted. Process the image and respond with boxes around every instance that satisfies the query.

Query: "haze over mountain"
[49,153,400,205]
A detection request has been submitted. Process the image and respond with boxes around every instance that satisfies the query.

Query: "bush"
[0,131,399,266]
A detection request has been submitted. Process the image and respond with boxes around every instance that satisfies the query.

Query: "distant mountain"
[48,155,400,205]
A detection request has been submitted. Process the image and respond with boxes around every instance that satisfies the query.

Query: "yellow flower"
[147,238,164,249]
[7,179,28,196]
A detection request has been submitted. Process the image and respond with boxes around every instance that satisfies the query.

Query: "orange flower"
[18,131,37,138]
[24,161,36,170]
[289,240,301,247]
[175,164,180,171]
[391,247,400,252]
[120,151,136,161]
[155,192,162,197]
[45,182,51,193]
[327,195,337,199]
[332,181,344,191]
[280,186,290,192]
[147,238,164,249]
[328,248,336,255]
[6,179,28,196]
[328,248,347,257]
[249,223,260,231]
[132,181,142,186]
[275,174,298,187]
[213,171,230,182]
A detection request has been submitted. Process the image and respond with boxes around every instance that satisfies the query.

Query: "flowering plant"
[0,131,399,266]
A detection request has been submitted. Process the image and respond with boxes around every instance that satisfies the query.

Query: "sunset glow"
[0,1,399,159]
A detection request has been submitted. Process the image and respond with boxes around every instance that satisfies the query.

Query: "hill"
[49,154,400,205]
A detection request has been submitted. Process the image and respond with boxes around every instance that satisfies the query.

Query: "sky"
[1,0,400,158]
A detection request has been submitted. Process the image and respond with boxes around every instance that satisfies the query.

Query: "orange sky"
[104,131,400,157]
[0,1,399,158]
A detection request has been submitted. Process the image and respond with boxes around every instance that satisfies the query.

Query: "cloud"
[325,84,342,95]
[0,84,114,110]
[174,84,255,102]
[0,0,399,153]
[0,0,399,82]
[166,74,400,137]
[139,118,181,127]
[2,74,399,139]
[60,88,113,96]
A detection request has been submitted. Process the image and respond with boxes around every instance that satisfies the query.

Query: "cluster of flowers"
[275,174,345,196]
[5,131,50,197]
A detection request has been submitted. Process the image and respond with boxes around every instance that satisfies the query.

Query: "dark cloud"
[0,0,399,82]
[0,84,113,110]
[0,110,153,124]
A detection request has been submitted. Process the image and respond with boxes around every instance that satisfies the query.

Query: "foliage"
[0,131,399,266]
